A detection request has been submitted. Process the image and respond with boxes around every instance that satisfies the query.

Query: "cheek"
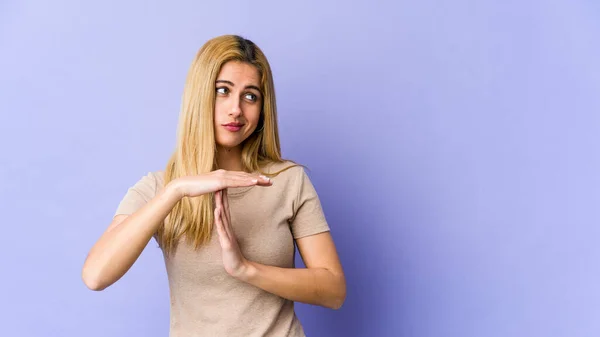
[244,104,261,124]
[213,101,223,119]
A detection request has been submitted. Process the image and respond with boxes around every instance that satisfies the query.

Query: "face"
[213,61,262,150]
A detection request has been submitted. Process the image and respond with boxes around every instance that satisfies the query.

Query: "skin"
[82,60,346,310]
[213,60,263,171]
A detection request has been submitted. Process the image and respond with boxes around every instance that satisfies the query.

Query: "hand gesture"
[172,169,272,199]
[214,189,248,278]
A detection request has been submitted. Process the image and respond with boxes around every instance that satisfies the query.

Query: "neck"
[216,145,244,171]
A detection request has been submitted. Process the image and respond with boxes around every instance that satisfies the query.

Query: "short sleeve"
[290,168,330,239]
[114,172,158,217]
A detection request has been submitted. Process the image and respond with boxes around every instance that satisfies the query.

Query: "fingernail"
[260,175,270,181]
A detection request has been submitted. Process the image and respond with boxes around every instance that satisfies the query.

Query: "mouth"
[222,122,244,132]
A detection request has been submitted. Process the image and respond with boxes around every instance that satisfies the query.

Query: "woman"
[82,34,346,337]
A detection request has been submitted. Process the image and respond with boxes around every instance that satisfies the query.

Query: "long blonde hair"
[159,35,292,253]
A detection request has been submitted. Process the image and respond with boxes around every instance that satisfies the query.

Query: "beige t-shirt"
[113,161,330,337]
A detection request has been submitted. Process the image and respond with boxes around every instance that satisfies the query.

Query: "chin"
[216,138,244,149]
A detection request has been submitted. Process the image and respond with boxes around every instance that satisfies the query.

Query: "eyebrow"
[216,80,261,93]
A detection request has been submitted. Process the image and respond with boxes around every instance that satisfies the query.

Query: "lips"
[222,122,244,132]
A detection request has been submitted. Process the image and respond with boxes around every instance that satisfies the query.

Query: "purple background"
[1,1,599,336]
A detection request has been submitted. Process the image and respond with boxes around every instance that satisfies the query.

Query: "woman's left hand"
[214,189,248,278]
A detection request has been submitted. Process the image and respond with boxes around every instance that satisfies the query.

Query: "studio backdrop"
[0,1,598,336]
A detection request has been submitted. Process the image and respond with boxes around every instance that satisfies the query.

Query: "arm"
[213,190,346,309]
[81,184,181,291]
[82,171,271,291]
[240,232,346,309]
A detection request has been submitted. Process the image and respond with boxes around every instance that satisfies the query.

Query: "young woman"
[82,34,346,337]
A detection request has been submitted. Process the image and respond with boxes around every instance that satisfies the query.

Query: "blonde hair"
[159,35,294,253]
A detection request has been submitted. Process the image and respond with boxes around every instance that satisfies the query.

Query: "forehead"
[217,61,260,85]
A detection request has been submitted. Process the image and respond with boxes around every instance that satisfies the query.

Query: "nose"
[229,95,242,117]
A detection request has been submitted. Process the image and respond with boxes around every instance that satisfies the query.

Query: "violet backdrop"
[1,1,599,336]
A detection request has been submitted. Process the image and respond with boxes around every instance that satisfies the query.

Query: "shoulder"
[261,160,319,199]
[150,170,165,189]
[262,160,307,183]
[139,170,165,186]
[128,170,166,197]
[114,170,165,216]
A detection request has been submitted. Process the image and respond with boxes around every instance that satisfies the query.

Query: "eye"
[244,93,258,102]
[216,87,229,95]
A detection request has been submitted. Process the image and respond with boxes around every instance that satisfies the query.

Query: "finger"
[223,189,231,223]
[256,175,273,186]
[214,207,228,246]
[224,178,272,189]
[224,173,272,188]
[224,170,269,181]
[215,190,222,208]
[214,207,223,236]
[224,177,258,188]
[219,201,233,241]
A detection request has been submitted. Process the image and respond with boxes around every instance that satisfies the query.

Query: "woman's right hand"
[169,169,272,198]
